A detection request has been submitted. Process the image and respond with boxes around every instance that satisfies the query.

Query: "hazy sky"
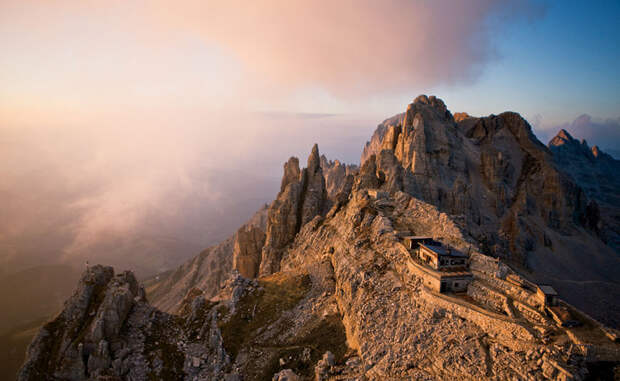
[1,1,619,275]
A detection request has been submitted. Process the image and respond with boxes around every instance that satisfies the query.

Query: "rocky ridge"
[19,96,620,380]
[361,95,619,327]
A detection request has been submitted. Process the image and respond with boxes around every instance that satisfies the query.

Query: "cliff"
[548,129,620,250]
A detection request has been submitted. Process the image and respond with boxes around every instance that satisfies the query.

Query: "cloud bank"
[0,0,545,276]
[152,0,543,96]
[0,111,375,277]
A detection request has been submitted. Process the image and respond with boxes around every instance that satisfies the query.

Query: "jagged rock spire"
[259,144,328,276]
[307,143,321,174]
[280,157,301,194]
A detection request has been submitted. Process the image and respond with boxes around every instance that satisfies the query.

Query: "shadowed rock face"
[232,225,266,278]
[19,266,147,380]
[549,129,620,251]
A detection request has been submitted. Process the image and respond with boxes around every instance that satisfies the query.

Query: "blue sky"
[432,1,620,137]
[1,0,618,272]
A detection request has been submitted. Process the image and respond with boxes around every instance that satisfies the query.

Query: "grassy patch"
[143,315,186,380]
[218,272,312,359]
[263,313,348,379]
[218,272,349,379]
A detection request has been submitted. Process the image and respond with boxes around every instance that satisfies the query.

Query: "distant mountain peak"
[549,128,575,146]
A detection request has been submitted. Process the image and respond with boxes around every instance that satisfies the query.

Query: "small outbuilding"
[536,285,558,308]
[438,272,474,293]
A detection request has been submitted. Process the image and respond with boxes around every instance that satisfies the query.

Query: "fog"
[0,0,547,276]
[0,110,378,277]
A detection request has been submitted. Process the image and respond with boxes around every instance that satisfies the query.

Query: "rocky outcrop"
[300,144,327,226]
[19,266,249,381]
[353,154,381,192]
[453,112,472,122]
[361,112,405,165]
[320,155,358,201]
[19,266,147,380]
[232,225,266,278]
[259,145,331,276]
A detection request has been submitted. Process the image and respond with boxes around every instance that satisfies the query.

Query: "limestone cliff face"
[363,95,602,257]
[361,112,405,165]
[320,155,358,201]
[301,144,327,226]
[232,225,266,279]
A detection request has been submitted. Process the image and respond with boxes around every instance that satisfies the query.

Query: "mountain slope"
[362,95,619,327]
[548,129,620,250]
[18,96,620,380]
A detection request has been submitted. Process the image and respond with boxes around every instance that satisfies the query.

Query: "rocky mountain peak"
[551,128,574,144]
[19,265,149,380]
[280,157,301,193]
[307,143,321,174]
[258,145,329,276]
[453,112,471,122]
[403,95,452,130]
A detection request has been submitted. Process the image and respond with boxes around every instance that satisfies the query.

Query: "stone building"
[417,243,468,271]
[403,238,473,293]
[435,272,473,293]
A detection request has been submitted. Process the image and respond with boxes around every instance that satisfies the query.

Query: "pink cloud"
[150,0,543,96]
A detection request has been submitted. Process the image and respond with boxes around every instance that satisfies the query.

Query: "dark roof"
[538,285,558,295]
[419,243,467,257]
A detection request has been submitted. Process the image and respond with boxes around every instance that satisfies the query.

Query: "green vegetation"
[218,272,349,379]
[264,313,348,379]
[218,272,312,358]
[144,315,186,380]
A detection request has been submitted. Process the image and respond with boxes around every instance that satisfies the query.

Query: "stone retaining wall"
[420,287,536,351]
[467,281,509,315]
